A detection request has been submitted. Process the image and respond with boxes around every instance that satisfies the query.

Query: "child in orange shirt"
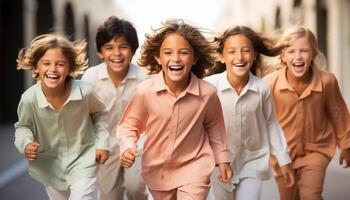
[264,26,350,200]
[117,19,232,200]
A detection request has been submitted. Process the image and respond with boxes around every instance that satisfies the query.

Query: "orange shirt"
[117,72,230,190]
[264,66,350,168]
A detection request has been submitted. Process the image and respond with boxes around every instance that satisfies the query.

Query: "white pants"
[212,177,262,200]
[45,177,97,200]
[235,178,262,200]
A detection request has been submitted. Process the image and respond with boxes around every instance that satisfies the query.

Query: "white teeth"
[111,59,123,63]
[169,65,184,71]
[46,74,59,79]
[293,62,304,67]
[234,63,245,67]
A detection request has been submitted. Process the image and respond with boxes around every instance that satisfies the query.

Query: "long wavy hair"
[138,19,216,78]
[206,26,284,77]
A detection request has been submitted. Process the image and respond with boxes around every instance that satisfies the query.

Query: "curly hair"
[138,19,216,78]
[206,26,284,77]
[16,34,88,79]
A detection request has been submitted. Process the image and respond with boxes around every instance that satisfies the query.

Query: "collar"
[98,62,138,81]
[276,66,323,93]
[36,80,82,108]
[218,71,259,93]
[153,71,200,96]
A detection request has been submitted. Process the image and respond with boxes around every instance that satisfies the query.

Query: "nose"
[236,51,243,60]
[49,64,57,72]
[113,48,121,55]
[296,51,302,59]
[172,53,180,62]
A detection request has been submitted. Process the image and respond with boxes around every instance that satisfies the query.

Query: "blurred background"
[0,0,349,199]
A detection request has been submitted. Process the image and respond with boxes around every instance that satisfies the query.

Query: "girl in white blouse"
[205,26,294,200]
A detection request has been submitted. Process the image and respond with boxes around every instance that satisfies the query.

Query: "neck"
[107,66,129,87]
[42,80,70,98]
[227,72,249,95]
[286,67,312,86]
[164,74,190,97]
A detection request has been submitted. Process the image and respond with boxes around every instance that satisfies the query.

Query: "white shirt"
[81,62,148,151]
[205,71,291,184]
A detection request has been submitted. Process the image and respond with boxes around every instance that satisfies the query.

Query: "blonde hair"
[138,19,216,78]
[17,34,88,79]
[276,26,327,69]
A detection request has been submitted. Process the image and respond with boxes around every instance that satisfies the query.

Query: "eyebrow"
[161,48,192,51]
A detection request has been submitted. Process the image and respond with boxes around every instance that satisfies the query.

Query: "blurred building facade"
[216,0,350,108]
[0,0,119,123]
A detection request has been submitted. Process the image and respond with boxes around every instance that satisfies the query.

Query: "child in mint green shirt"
[15,34,109,199]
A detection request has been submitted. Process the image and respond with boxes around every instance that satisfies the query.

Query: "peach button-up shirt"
[264,66,350,168]
[117,72,230,190]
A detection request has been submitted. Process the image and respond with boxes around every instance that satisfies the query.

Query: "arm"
[88,89,109,151]
[262,85,294,187]
[14,97,36,154]
[325,74,350,167]
[117,89,147,167]
[262,85,291,167]
[205,93,232,180]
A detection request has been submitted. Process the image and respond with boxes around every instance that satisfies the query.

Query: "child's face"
[155,33,197,86]
[220,34,255,79]
[35,48,70,89]
[281,36,313,79]
[98,36,134,75]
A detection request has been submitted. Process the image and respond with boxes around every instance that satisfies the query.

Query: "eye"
[163,50,172,55]
[103,45,113,51]
[242,48,251,53]
[120,44,130,50]
[179,50,190,55]
[287,49,295,54]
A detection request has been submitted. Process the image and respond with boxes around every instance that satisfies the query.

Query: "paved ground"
[1,123,350,199]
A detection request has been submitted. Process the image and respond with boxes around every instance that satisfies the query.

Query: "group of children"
[14,15,350,200]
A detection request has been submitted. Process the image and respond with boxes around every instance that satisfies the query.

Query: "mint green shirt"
[14,80,109,190]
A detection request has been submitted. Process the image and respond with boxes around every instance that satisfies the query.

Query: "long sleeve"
[14,96,35,154]
[88,88,109,150]
[262,85,291,167]
[205,92,230,164]
[117,89,147,156]
[325,74,350,149]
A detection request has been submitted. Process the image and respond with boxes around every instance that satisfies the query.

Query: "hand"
[280,164,295,188]
[96,149,109,164]
[121,148,137,168]
[217,163,233,183]
[24,142,40,161]
[339,148,350,168]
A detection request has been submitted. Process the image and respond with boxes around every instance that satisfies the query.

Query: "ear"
[154,55,161,65]
[219,53,225,64]
[193,56,198,65]
[97,52,104,61]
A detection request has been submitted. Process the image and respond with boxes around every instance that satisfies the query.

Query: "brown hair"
[17,34,88,79]
[138,19,216,78]
[207,26,284,77]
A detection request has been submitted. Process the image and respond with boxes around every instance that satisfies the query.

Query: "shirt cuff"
[120,142,137,158]
[215,149,231,165]
[275,151,292,167]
